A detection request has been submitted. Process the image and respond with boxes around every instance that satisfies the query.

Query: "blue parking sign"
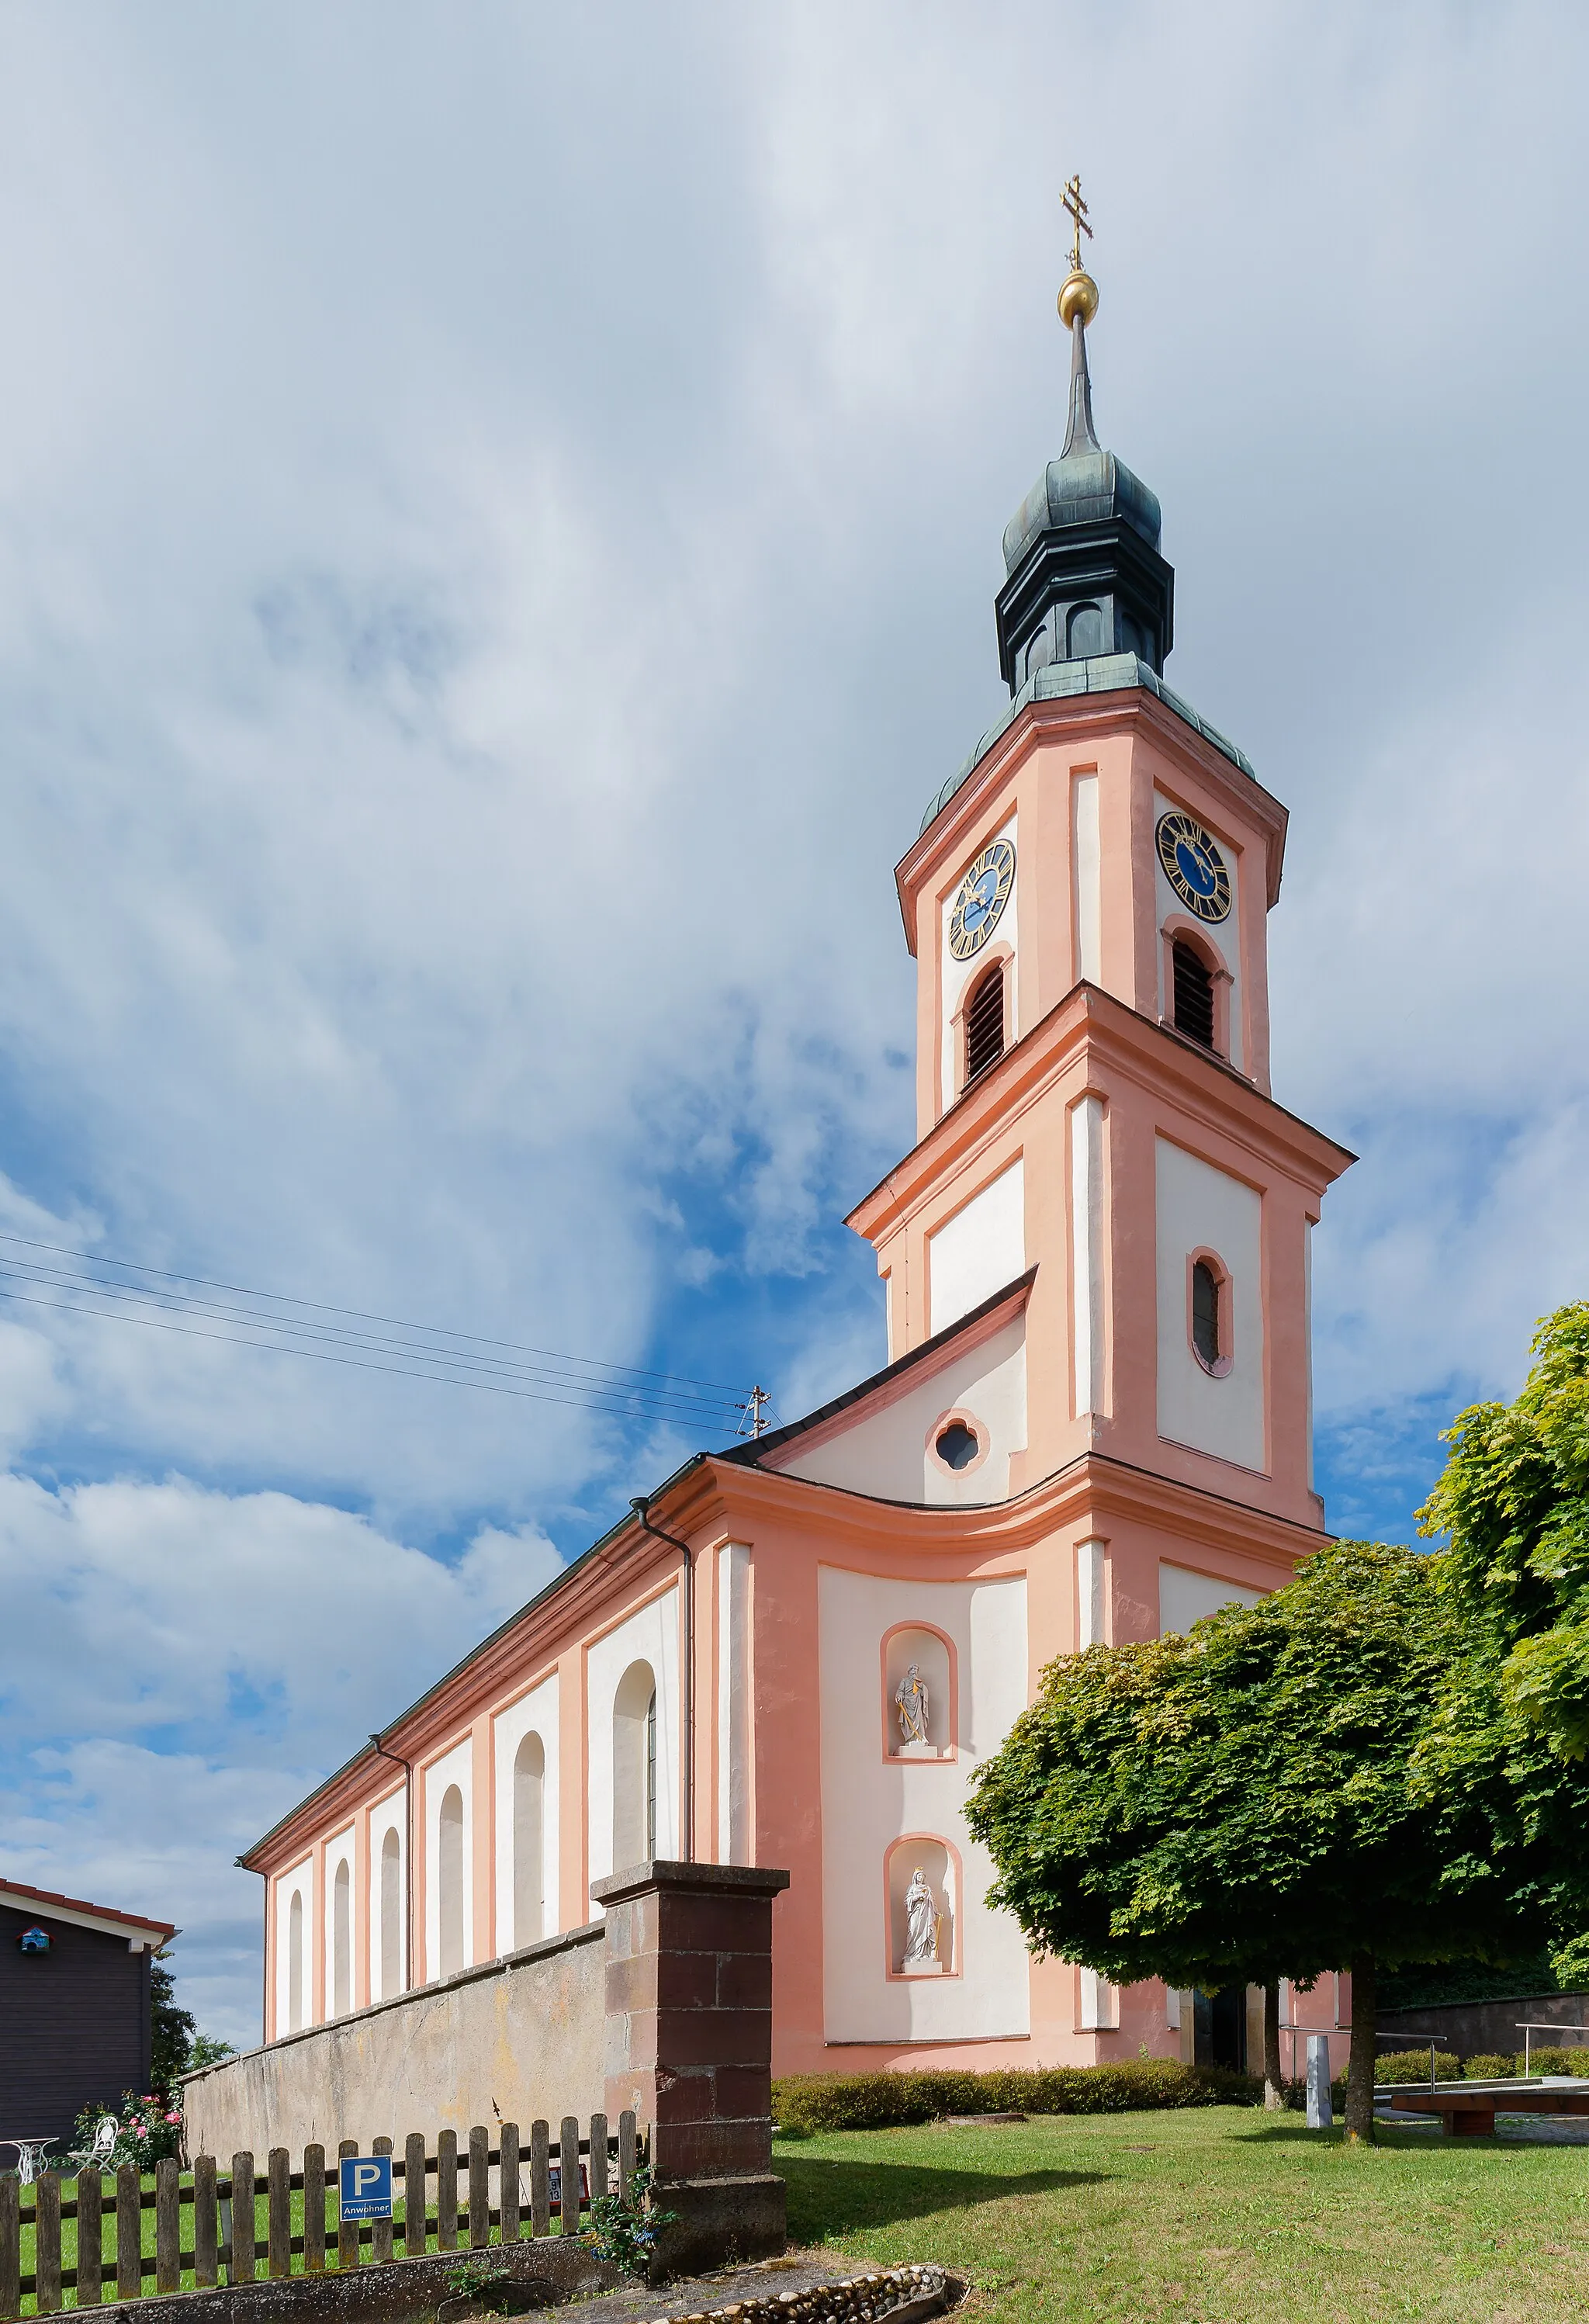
[339,2154,393,2221]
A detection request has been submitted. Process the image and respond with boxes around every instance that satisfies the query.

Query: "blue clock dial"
[948,839,1015,961]
[1155,811,1231,924]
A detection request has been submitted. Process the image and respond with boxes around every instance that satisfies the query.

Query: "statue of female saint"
[894,1663,930,1747]
[902,1866,938,1966]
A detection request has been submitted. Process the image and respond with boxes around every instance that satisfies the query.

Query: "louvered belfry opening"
[964,961,1006,1084]
[1172,938,1216,1049]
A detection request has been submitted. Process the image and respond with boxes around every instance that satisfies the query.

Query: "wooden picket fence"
[0,2113,640,2320]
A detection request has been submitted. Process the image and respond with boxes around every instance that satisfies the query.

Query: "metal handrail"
[1518,2021,1589,2076]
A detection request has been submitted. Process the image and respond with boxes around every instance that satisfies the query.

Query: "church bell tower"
[847,192,1352,1643]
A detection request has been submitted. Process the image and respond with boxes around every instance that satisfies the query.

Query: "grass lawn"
[777,2108,1589,2322]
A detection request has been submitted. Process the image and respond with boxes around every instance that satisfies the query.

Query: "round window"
[934,1420,980,1472]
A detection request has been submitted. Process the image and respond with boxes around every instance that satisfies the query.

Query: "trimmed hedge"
[771,2061,1262,2135]
[1376,2049,1460,2085]
[1463,2052,1519,2080]
[1527,2045,1589,2077]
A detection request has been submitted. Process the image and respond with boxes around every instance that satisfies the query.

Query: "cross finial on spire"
[1061,174,1092,276]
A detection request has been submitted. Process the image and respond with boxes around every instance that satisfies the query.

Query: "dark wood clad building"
[1,1879,176,2149]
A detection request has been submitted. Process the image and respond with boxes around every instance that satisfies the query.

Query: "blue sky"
[2,2,1588,2048]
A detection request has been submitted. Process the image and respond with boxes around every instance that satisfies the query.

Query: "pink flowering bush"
[73,2092,185,2170]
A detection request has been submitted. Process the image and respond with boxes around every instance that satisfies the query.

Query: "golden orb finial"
[1058,173,1097,331]
[1058,268,1099,329]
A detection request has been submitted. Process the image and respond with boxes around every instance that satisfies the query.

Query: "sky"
[2,2,1587,2049]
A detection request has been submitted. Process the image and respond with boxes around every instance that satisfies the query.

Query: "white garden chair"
[66,2115,119,2172]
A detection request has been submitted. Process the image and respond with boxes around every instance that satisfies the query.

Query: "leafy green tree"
[966,1540,1564,2141]
[150,1953,234,2095]
[1418,1300,1589,1981]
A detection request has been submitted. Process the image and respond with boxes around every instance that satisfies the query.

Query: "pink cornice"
[846,980,1354,1245]
[895,684,1290,954]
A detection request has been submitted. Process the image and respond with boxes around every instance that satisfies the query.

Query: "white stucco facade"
[770,1314,1027,1505]
[818,1566,1031,2045]
[423,1735,474,1979]
[1158,1560,1264,1638]
[1155,1137,1265,1471]
[584,1587,681,1895]
[492,1673,560,1949]
[926,1159,1026,1338]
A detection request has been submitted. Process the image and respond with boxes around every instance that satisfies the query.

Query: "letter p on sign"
[339,2153,393,2220]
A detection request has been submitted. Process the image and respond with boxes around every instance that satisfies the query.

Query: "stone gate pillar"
[591,1859,789,2273]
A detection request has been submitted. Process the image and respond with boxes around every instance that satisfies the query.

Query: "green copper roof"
[917,653,1257,838]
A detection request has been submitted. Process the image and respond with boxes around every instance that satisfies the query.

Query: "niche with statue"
[887,1837,956,1976]
[882,1624,955,1758]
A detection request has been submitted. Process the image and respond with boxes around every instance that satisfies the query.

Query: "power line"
[0,1233,758,1434]
[0,1255,739,1412]
[0,1230,744,1394]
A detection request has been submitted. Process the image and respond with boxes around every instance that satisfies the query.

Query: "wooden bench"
[1382,2079,1589,2138]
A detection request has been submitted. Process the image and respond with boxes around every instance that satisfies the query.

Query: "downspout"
[629,1496,694,1862]
[370,1732,417,1990]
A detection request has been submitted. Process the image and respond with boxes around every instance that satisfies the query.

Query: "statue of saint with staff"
[895,1662,930,1747]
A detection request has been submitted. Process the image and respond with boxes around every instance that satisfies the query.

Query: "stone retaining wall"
[184,1925,607,2159]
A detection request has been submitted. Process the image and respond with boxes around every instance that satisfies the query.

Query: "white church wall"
[275,1858,313,2035]
[321,1824,355,2020]
[423,1737,473,1981]
[493,1674,560,1949]
[940,814,1017,1114]
[369,1788,406,2004]
[1158,1561,1265,1637]
[585,1588,680,1897]
[1154,791,1243,1070]
[1155,1138,1265,1472]
[819,1567,1030,2045]
[926,1161,1025,1338]
[770,1315,1027,1504]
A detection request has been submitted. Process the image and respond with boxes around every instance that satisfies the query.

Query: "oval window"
[934,1420,980,1471]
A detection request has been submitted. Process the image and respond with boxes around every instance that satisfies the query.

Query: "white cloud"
[0,0,1583,2033]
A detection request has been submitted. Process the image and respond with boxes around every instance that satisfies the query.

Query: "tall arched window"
[438,1785,465,1979]
[332,1860,351,2017]
[1192,1259,1223,1370]
[1172,939,1215,1049]
[287,1889,303,2032]
[379,1827,402,1999]
[964,961,1005,1084]
[513,1732,545,1948]
[613,1661,659,1871]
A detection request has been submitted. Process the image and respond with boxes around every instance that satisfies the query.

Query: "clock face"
[1155,811,1231,923]
[948,839,1016,961]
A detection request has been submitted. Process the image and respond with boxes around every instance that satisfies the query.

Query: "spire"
[1057,170,1102,457]
[1060,313,1101,461]
[992,178,1174,694]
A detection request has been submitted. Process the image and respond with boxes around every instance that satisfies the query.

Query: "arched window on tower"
[1172,939,1215,1050]
[964,961,1005,1085]
[1192,1259,1222,1370]
[438,1784,465,1979]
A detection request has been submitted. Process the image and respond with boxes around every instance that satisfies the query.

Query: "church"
[241,220,1353,2081]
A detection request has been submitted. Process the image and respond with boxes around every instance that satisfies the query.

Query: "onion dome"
[993,270,1175,697]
